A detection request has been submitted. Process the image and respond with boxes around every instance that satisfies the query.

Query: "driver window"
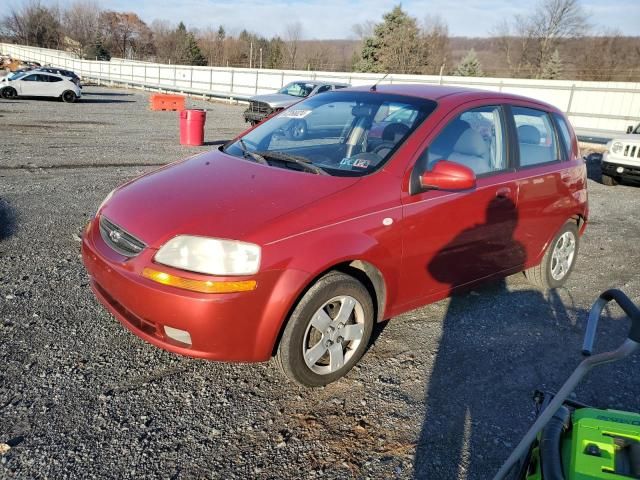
[420,105,506,176]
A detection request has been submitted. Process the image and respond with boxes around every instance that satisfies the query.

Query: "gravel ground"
[1,87,639,480]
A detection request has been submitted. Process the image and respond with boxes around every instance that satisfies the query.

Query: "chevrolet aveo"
[82,85,588,386]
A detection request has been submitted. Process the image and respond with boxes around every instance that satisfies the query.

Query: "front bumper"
[602,160,640,182]
[243,110,269,124]
[81,219,305,362]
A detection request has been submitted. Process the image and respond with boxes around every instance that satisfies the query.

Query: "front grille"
[249,101,272,114]
[99,216,146,257]
[623,143,640,159]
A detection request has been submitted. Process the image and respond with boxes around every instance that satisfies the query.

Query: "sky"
[32,0,640,39]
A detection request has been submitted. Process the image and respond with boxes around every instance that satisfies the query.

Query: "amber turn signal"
[142,268,257,294]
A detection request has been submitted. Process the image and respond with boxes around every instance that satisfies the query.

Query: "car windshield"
[223,91,437,176]
[277,82,316,98]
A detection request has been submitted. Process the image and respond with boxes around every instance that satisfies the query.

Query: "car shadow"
[79,98,136,104]
[81,92,133,97]
[0,198,17,241]
[412,197,587,479]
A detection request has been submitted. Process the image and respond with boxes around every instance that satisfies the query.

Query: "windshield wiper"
[255,151,329,175]
[237,139,269,166]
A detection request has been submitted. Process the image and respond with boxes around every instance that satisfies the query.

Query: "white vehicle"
[602,123,640,186]
[0,71,81,103]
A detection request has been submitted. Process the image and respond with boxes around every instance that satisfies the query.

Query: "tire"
[276,271,374,387]
[602,174,618,186]
[1,87,17,99]
[61,90,77,103]
[524,221,579,289]
[285,119,307,140]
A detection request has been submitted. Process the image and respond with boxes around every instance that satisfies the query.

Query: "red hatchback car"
[82,85,588,386]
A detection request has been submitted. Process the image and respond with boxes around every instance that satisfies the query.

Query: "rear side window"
[553,113,573,159]
[513,107,559,167]
[48,76,62,82]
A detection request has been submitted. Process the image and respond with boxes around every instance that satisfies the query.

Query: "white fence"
[3,42,640,136]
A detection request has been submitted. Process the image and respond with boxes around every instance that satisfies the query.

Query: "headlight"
[155,236,261,276]
[97,188,116,215]
[611,142,623,154]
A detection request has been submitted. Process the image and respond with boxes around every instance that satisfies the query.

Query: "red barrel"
[179,109,206,146]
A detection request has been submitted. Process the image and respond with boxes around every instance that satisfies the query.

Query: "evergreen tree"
[86,38,111,60]
[454,49,483,76]
[174,22,206,66]
[268,37,284,69]
[541,49,563,79]
[355,5,421,74]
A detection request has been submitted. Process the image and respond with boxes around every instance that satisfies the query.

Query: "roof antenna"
[370,73,389,92]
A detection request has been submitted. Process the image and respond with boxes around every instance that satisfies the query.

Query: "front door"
[398,104,525,307]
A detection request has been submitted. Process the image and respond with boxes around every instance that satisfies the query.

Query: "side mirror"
[420,160,476,191]
[627,126,634,134]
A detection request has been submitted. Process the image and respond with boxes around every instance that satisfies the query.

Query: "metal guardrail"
[3,42,640,133]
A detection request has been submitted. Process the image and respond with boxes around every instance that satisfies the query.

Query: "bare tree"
[421,15,449,75]
[284,22,302,69]
[493,0,589,77]
[1,0,62,48]
[351,20,375,41]
[99,11,154,59]
[62,0,102,58]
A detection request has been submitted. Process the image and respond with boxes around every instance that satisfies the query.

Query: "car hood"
[250,93,302,108]
[101,149,360,249]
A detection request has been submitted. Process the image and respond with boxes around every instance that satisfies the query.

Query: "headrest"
[382,123,410,141]
[518,125,540,145]
[453,129,488,157]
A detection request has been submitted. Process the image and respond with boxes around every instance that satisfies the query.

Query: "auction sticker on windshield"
[281,109,312,118]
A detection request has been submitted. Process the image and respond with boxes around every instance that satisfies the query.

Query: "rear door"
[508,104,584,267]
[44,75,65,96]
[398,101,524,306]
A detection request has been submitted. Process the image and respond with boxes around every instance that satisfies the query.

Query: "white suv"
[0,71,81,103]
[602,123,640,186]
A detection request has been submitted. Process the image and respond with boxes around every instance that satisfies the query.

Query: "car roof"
[346,83,559,112]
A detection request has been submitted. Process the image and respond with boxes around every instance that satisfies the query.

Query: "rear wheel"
[276,272,374,386]
[61,90,77,103]
[602,174,618,186]
[1,87,17,99]
[524,221,579,289]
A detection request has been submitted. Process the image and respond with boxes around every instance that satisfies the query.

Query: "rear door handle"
[495,187,512,199]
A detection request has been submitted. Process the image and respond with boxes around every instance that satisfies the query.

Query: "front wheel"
[1,87,17,99]
[524,221,579,289]
[61,90,77,103]
[276,272,374,386]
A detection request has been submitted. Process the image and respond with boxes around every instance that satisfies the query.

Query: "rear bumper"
[81,219,308,362]
[602,160,640,182]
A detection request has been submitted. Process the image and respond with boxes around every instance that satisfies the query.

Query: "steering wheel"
[372,141,397,157]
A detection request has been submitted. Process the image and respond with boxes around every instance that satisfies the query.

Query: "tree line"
[1,0,638,81]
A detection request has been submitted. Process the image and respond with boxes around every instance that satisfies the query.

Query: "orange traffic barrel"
[180,109,206,146]
[150,94,185,111]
